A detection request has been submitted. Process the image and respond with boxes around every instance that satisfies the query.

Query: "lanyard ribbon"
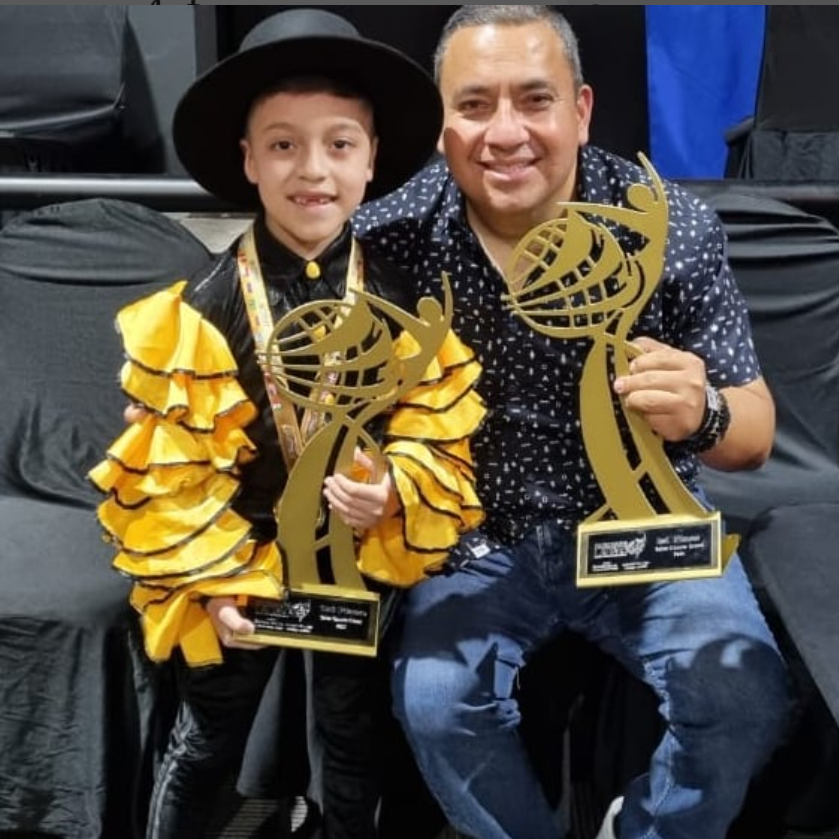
[237,225,363,471]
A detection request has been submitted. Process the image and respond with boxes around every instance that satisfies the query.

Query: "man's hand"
[613,335,774,470]
[322,448,400,532]
[613,335,707,442]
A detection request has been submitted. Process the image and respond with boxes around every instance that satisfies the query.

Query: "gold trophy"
[502,155,738,586]
[238,279,452,654]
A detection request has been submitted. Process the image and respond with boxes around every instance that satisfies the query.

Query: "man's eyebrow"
[518,78,559,93]
[451,83,492,99]
[452,78,558,98]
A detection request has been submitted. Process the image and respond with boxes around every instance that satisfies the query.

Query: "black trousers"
[145,645,388,839]
[309,651,389,839]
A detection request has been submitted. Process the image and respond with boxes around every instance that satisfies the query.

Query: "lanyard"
[236,225,363,471]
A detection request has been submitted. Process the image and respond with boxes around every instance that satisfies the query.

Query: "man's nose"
[484,103,529,146]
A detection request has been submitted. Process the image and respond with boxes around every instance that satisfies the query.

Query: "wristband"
[685,384,731,452]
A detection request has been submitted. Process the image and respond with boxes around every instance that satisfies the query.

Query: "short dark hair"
[433,5,584,92]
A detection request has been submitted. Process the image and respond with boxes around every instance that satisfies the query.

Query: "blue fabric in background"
[646,6,766,178]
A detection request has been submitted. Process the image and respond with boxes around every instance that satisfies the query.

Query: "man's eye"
[458,100,488,116]
[526,93,556,109]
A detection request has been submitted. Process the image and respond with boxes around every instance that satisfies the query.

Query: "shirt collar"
[252,215,353,299]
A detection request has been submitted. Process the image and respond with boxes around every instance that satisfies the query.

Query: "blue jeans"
[391,520,791,839]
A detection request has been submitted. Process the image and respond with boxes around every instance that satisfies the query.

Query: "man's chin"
[480,188,542,219]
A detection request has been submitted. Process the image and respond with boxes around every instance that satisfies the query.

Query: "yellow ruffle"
[88,282,282,665]
[131,541,284,666]
[357,329,486,585]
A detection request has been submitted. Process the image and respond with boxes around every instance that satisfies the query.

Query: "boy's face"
[241,90,377,259]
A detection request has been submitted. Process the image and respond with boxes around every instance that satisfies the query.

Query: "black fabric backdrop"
[728,7,839,181]
[0,199,214,838]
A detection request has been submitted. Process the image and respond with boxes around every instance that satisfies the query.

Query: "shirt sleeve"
[88,281,284,666]
[357,328,487,586]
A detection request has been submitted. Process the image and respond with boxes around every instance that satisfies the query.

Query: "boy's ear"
[240,138,258,186]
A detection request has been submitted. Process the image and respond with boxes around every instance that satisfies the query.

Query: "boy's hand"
[205,596,264,649]
[322,448,400,532]
[124,402,148,424]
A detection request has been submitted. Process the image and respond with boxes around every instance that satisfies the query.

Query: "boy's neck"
[262,215,350,264]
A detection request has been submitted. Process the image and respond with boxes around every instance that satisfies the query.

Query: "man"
[353,6,790,839]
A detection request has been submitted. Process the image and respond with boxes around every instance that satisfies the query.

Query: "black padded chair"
[0,7,161,177]
[699,190,839,535]
[0,198,213,838]
[726,7,839,181]
[703,190,839,836]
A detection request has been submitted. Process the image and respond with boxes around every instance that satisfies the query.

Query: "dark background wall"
[2,6,770,182]
[214,5,650,164]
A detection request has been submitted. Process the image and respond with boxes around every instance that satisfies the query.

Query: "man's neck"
[465,205,525,276]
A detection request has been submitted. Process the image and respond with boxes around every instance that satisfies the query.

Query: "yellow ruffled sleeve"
[88,281,284,666]
[357,328,486,586]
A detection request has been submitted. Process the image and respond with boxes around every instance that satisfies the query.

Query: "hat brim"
[173,36,442,209]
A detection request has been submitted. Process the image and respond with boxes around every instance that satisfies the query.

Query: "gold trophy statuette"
[502,155,738,586]
[237,280,452,654]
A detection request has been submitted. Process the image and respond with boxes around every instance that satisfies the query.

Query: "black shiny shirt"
[185,216,419,540]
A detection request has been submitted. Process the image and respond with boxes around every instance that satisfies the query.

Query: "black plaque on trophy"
[577,512,722,587]
[243,585,379,655]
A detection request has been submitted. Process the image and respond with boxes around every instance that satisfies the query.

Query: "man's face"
[241,90,377,259]
[437,20,593,236]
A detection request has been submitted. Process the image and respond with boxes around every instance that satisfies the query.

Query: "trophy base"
[234,583,380,656]
[576,511,724,587]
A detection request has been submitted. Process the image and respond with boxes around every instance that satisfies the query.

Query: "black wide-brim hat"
[173,8,443,209]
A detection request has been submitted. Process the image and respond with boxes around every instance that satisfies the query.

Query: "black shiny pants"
[145,645,387,839]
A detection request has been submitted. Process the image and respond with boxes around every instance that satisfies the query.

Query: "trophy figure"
[502,155,737,586]
[239,280,452,653]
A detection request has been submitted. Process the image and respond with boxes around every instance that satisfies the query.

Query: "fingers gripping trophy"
[243,279,453,654]
[502,155,737,586]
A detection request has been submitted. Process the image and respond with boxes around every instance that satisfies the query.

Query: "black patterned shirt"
[353,145,760,543]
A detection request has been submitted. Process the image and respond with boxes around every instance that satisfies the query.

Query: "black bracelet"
[685,384,731,453]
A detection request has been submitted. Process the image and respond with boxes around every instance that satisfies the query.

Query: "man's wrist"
[685,384,731,452]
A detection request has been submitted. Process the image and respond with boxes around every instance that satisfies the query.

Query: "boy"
[89,9,484,839]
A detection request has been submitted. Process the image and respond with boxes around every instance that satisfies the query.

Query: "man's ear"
[367,135,379,184]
